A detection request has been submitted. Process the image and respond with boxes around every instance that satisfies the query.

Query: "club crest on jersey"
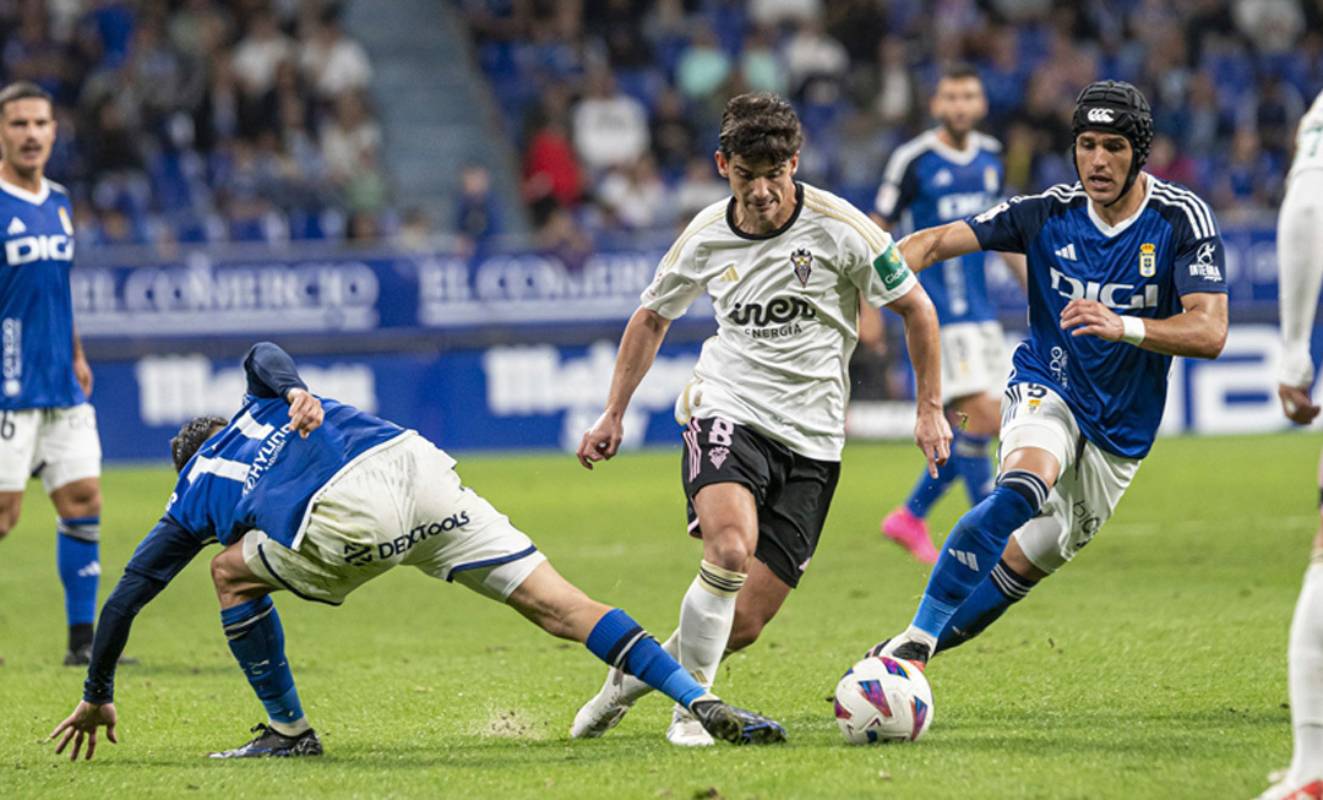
[1138,242,1156,278]
[984,165,999,193]
[790,247,813,287]
[58,206,73,235]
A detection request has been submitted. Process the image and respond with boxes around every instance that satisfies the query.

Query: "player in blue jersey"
[48,342,785,760]
[869,64,1025,564]
[867,81,1228,667]
[0,82,106,665]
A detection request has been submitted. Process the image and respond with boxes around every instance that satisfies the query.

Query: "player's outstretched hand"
[577,411,623,470]
[50,700,118,761]
[286,388,323,438]
[915,406,952,479]
[1279,383,1321,426]
[1059,298,1123,341]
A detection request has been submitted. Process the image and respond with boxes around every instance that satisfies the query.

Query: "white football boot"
[665,704,715,747]
[570,666,650,739]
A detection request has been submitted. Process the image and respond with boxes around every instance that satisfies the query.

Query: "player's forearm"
[894,290,943,412]
[83,571,168,703]
[1279,232,1323,385]
[72,324,85,360]
[1131,308,1227,360]
[897,222,980,273]
[603,308,671,417]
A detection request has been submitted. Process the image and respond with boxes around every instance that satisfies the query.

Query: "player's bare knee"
[210,551,244,598]
[1003,538,1050,581]
[702,527,754,572]
[52,481,101,520]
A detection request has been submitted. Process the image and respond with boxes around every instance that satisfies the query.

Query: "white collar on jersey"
[0,175,50,206]
[927,128,983,166]
[1085,172,1154,238]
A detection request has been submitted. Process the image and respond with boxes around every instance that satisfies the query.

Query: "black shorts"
[680,416,840,589]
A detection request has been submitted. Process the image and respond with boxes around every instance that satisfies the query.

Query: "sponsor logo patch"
[871,244,912,290]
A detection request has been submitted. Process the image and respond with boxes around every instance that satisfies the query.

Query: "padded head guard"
[1071,80,1154,205]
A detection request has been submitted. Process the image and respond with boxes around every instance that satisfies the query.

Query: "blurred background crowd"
[6,0,1322,255]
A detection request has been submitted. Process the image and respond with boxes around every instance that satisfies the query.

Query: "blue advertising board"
[70,226,1307,462]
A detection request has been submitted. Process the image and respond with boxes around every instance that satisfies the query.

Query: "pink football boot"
[881,507,939,564]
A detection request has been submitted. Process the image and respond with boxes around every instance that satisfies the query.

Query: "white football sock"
[1288,563,1323,780]
[269,716,311,737]
[677,560,746,692]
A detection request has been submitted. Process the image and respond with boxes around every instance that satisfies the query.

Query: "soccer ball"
[833,655,933,744]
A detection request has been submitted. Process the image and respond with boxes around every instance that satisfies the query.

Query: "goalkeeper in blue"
[870,81,1228,667]
[48,342,785,760]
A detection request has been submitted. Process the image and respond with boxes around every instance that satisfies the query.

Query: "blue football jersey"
[964,176,1227,459]
[0,178,82,409]
[875,129,1005,324]
[165,347,407,548]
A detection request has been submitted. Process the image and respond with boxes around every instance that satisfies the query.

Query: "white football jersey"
[1289,91,1323,181]
[641,182,919,461]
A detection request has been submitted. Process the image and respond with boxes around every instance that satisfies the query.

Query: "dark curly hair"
[170,416,228,473]
[718,92,803,165]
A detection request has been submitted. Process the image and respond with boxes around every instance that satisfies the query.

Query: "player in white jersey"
[1259,90,1323,800]
[0,82,106,665]
[570,93,949,745]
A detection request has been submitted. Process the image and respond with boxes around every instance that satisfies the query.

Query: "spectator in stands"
[299,4,372,100]
[321,90,381,186]
[675,27,730,100]
[739,26,786,96]
[1145,133,1199,188]
[596,155,669,231]
[454,164,502,255]
[396,206,434,252]
[232,9,294,99]
[781,18,848,100]
[672,155,728,223]
[523,89,583,216]
[571,67,649,174]
[649,86,696,179]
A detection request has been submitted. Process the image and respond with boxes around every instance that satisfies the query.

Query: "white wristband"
[1120,315,1146,346]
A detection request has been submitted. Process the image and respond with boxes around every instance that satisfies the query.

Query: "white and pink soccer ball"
[833,654,933,744]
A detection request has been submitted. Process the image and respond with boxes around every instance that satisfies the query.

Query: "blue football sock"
[586,608,707,709]
[953,433,994,506]
[221,596,306,730]
[936,559,1039,652]
[903,439,960,519]
[57,517,101,627]
[912,470,1049,638]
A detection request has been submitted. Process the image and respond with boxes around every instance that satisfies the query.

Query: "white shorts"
[0,404,102,493]
[941,321,1008,402]
[998,383,1141,574]
[242,434,546,605]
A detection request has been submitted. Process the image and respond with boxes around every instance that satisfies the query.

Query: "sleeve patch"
[872,244,912,290]
[1188,241,1223,282]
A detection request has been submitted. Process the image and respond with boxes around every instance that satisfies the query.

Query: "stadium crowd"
[465,0,1323,243]
[2,0,381,249]
[4,1,1320,251]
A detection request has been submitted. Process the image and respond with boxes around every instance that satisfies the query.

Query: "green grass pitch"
[0,433,1317,798]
